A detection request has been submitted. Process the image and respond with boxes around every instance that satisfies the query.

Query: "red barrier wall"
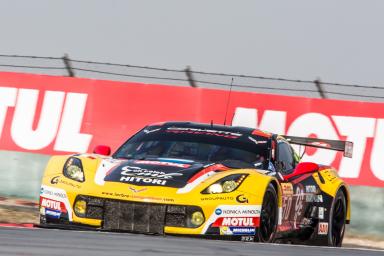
[1,71,384,187]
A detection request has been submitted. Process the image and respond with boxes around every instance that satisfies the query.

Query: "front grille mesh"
[103,200,167,234]
[76,196,201,233]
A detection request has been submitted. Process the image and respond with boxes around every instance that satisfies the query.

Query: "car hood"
[103,159,220,188]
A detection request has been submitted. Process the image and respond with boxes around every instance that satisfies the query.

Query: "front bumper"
[42,195,205,235]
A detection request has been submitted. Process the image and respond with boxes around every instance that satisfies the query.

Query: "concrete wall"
[0,150,382,238]
[0,151,49,199]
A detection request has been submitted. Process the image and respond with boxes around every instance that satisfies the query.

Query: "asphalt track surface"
[0,227,383,256]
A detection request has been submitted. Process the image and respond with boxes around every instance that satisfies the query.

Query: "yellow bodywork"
[40,154,350,235]
[314,168,351,222]
[41,155,280,235]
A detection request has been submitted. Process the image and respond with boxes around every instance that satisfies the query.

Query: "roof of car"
[149,121,273,138]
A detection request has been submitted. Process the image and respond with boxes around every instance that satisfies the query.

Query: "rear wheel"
[255,183,278,242]
[315,189,347,247]
[328,190,347,247]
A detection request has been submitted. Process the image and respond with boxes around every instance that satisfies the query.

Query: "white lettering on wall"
[54,93,92,152]
[232,107,286,134]
[332,116,375,178]
[287,113,338,165]
[0,87,92,152]
[371,119,384,181]
[0,87,17,139]
[231,107,383,180]
[11,89,65,150]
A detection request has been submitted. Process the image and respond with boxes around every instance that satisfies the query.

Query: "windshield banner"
[0,71,383,187]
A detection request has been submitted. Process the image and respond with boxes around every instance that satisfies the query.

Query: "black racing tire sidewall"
[327,190,347,247]
[256,183,278,243]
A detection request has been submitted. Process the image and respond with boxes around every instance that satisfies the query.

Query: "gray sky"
[1,0,384,85]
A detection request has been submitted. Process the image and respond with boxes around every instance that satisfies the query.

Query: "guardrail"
[1,54,384,102]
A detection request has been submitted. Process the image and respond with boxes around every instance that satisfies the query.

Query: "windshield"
[113,125,270,166]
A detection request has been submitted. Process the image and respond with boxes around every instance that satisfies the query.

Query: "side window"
[277,142,295,174]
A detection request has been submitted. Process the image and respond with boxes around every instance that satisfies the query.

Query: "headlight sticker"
[63,157,85,182]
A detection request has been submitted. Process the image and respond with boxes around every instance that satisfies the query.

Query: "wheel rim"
[259,190,277,242]
[331,197,346,246]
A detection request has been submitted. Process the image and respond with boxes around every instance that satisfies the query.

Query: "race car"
[39,121,352,247]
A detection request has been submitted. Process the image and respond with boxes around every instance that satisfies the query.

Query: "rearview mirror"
[93,145,111,156]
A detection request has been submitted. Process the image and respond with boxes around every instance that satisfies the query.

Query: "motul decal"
[212,217,259,227]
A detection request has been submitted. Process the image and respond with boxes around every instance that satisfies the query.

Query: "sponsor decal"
[236,194,248,203]
[143,128,161,134]
[310,141,331,148]
[306,185,317,193]
[293,184,305,229]
[220,226,256,235]
[202,205,262,234]
[248,136,267,145]
[305,185,318,202]
[201,196,234,201]
[39,185,73,221]
[128,187,147,193]
[45,209,61,219]
[50,176,81,189]
[101,191,174,202]
[40,187,67,199]
[58,179,81,189]
[40,197,60,211]
[281,183,293,196]
[50,176,60,184]
[212,217,259,227]
[166,127,242,139]
[40,197,67,213]
[219,208,260,215]
[134,160,190,168]
[318,222,329,235]
[318,207,324,219]
[241,236,254,242]
[316,195,323,203]
[282,194,293,222]
[118,165,182,186]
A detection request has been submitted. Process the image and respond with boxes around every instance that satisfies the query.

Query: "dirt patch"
[0,206,39,224]
[343,236,384,249]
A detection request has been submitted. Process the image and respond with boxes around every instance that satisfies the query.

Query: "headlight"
[63,157,85,182]
[201,174,248,194]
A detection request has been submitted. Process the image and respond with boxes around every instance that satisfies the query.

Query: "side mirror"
[93,145,111,156]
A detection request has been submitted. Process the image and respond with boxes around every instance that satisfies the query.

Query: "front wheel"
[255,183,278,242]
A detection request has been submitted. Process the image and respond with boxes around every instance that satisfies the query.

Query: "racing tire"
[327,190,347,247]
[255,183,278,243]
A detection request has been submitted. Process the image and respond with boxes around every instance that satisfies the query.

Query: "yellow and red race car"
[39,122,352,246]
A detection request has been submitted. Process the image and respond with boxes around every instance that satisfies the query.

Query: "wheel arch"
[269,179,283,223]
[338,184,351,224]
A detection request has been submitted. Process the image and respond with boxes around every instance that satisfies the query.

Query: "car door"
[275,141,297,231]
[276,141,320,232]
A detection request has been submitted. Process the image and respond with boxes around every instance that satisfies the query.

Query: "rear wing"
[283,136,353,158]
